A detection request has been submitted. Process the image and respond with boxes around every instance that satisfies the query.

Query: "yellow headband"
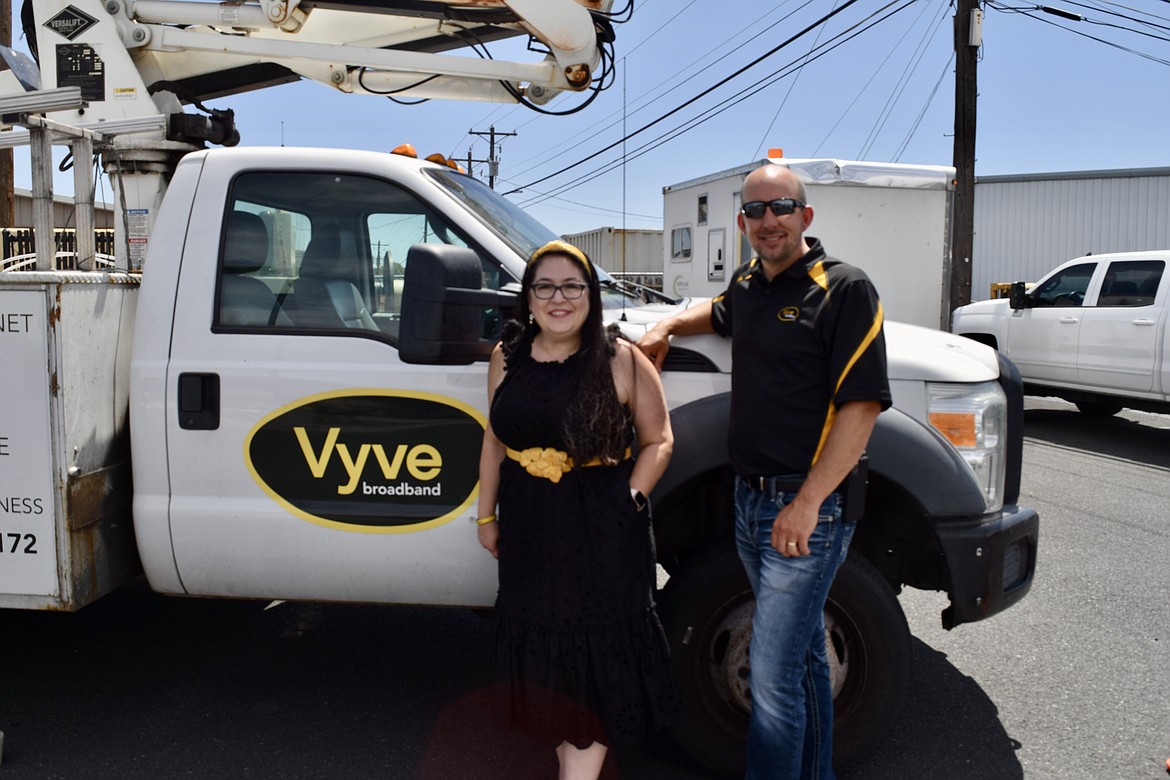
[528,239,594,279]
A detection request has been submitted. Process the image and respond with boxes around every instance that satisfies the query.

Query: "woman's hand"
[477,520,499,559]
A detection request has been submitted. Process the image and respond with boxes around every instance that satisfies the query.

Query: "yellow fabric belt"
[505,446,632,483]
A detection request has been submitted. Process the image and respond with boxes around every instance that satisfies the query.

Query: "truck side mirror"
[1008,281,1029,311]
[398,244,517,365]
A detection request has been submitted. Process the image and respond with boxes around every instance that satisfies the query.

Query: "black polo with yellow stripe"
[710,237,892,478]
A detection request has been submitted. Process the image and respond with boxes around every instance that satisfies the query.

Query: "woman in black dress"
[476,240,677,778]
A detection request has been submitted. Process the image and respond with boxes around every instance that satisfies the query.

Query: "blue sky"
[11,0,1170,236]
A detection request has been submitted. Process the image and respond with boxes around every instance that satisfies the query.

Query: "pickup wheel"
[659,542,910,778]
[1075,399,1123,417]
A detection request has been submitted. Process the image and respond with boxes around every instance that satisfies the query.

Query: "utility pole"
[951,0,981,314]
[1,0,14,229]
[469,125,516,189]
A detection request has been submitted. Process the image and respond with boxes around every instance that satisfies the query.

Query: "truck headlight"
[927,381,1007,513]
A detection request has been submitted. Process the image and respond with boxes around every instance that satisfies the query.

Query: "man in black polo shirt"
[638,163,890,780]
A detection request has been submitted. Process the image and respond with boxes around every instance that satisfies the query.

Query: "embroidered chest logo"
[777,306,800,323]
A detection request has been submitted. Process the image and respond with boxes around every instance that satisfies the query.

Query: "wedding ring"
[786,541,797,548]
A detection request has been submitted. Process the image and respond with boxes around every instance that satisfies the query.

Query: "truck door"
[1077,258,1165,392]
[162,163,506,607]
[1009,261,1097,383]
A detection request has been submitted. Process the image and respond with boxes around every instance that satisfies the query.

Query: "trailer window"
[671,226,692,261]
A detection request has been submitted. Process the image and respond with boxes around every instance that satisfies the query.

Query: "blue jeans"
[734,476,856,780]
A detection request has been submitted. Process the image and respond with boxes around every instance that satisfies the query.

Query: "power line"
[893,50,954,162]
[505,0,871,196]
[858,0,951,159]
[507,1,818,181]
[750,1,836,160]
[515,1,917,207]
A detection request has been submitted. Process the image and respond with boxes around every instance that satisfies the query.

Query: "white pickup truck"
[2,147,1040,777]
[951,250,1169,416]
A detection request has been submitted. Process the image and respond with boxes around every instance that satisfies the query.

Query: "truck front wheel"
[659,542,910,777]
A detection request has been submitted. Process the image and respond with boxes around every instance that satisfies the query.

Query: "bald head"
[742,164,807,204]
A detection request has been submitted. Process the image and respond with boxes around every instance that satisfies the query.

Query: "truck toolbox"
[0,273,142,610]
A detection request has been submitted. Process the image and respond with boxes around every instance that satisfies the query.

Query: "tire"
[659,542,911,778]
[1075,399,1123,417]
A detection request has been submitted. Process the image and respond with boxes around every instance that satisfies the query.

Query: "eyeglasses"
[530,282,589,300]
[740,198,806,219]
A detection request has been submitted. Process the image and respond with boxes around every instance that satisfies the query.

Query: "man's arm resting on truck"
[775,400,882,557]
[638,299,716,370]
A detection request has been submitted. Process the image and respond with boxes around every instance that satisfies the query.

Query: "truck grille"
[662,348,719,373]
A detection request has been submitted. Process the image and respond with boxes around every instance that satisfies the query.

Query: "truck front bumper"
[936,504,1039,629]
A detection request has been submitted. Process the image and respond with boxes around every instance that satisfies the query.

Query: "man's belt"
[742,474,806,493]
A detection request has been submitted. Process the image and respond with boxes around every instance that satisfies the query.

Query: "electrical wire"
[892,50,954,162]
[858,0,950,158]
[515,1,916,207]
[507,1,815,181]
[506,0,873,197]
[986,2,1170,64]
[750,1,839,160]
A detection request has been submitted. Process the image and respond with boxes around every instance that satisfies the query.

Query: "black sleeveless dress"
[489,345,677,749]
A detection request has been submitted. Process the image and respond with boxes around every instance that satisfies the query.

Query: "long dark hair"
[501,241,629,464]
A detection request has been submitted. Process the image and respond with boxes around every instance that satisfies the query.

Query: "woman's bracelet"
[474,514,497,526]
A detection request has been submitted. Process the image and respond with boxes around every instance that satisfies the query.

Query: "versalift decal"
[245,390,485,533]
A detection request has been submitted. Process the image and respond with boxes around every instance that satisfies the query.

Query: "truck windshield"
[426,167,563,263]
[425,167,674,308]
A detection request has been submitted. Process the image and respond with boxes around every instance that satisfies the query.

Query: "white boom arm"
[1,0,615,268]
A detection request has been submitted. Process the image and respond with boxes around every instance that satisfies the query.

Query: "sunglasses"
[740,198,806,219]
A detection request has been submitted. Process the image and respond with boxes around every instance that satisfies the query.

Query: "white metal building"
[972,167,1170,300]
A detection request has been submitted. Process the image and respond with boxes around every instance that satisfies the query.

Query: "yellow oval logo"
[244,389,485,534]
[778,306,800,322]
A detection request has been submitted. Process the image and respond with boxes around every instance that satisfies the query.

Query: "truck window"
[1096,260,1163,307]
[215,171,503,342]
[1031,263,1096,308]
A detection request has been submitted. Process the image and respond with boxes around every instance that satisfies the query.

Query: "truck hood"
[884,320,1000,382]
[952,297,1012,318]
[610,299,1001,383]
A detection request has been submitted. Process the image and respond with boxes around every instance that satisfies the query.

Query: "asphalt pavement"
[1,398,1167,779]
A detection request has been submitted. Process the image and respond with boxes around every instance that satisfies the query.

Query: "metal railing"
[0,228,118,272]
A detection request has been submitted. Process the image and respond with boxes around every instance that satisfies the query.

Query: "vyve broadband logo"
[245,389,485,533]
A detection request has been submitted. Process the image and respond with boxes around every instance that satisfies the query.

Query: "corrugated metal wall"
[561,227,664,273]
[10,189,116,228]
[972,168,1170,300]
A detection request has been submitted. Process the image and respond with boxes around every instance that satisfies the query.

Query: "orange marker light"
[929,412,977,448]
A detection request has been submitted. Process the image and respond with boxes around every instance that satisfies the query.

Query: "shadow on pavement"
[1023,405,1170,468]
[840,637,1023,780]
[2,579,1027,779]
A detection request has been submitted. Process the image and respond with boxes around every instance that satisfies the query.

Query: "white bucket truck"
[0,2,1037,776]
